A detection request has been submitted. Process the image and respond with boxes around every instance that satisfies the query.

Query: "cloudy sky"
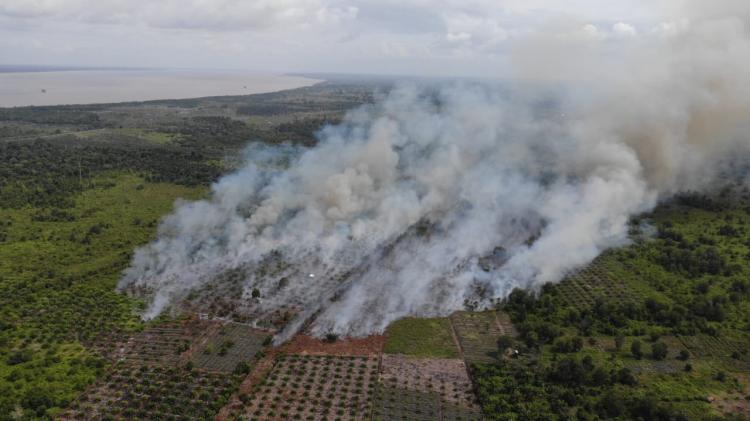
[0,0,703,77]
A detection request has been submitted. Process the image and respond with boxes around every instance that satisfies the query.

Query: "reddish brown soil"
[281,334,385,356]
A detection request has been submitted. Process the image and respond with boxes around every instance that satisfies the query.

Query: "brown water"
[0,69,321,107]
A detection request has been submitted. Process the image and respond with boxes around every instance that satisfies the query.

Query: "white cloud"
[442,13,508,52]
[582,23,600,38]
[0,0,355,31]
[0,0,726,76]
[613,22,637,37]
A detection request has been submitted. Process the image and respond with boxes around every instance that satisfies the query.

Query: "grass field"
[383,317,459,359]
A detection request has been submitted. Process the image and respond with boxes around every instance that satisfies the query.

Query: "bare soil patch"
[380,354,478,409]
[282,334,385,356]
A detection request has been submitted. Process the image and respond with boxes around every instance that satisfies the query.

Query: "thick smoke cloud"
[119,4,750,339]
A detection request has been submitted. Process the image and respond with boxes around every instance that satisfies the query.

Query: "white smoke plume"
[119,3,750,340]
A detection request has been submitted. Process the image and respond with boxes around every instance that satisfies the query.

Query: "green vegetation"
[384,317,459,358]
[0,173,204,418]
[0,82,373,419]
[473,190,750,420]
[64,362,244,420]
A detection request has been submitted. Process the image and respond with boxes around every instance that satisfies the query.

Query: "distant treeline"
[0,138,221,208]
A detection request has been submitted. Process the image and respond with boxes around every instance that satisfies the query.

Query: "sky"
[0,0,709,77]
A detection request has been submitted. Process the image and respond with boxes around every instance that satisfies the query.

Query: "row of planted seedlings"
[379,356,478,411]
[62,319,261,420]
[372,384,441,421]
[374,388,483,421]
[192,323,270,372]
[65,361,246,420]
[450,312,504,364]
[239,353,380,421]
[556,259,639,308]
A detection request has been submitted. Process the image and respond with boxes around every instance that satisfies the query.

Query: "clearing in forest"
[383,317,459,358]
[450,311,508,365]
[379,354,478,410]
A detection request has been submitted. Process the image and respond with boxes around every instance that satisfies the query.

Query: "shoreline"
[0,70,323,108]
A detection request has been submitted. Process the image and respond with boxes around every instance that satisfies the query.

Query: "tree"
[21,387,54,417]
[234,361,251,375]
[631,339,643,359]
[651,342,668,360]
[616,368,637,386]
[497,335,514,352]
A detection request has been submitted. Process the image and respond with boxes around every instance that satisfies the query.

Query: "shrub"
[630,340,643,359]
[651,342,668,360]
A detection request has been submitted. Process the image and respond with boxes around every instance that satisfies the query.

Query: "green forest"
[474,190,750,420]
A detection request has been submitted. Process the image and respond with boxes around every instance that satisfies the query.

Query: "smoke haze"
[118,2,750,340]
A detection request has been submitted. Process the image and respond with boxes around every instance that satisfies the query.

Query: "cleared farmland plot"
[114,319,207,366]
[61,363,243,420]
[450,311,507,364]
[372,385,483,421]
[380,354,477,409]
[61,318,249,420]
[192,322,269,372]
[239,354,379,420]
[373,386,440,421]
[441,403,485,421]
[383,317,459,358]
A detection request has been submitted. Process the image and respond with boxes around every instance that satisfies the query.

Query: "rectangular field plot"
[627,359,684,375]
[555,257,640,308]
[450,311,505,364]
[192,322,269,372]
[441,403,485,421]
[678,334,750,370]
[679,334,749,358]
[373,386,484,421]
[115,319,206,366]
[380,354,478,410]
[239,354,379,421]
[61,363,243,420]
[384,317,459,358]
[373,386,440,421]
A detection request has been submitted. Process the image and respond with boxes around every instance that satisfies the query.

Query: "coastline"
[0,70,323,108]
